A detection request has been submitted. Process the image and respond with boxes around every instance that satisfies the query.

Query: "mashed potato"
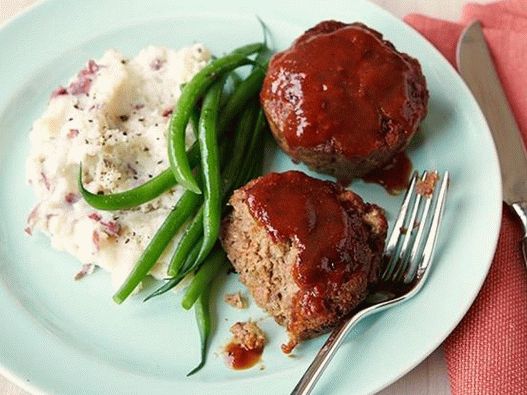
[26,44,211,289]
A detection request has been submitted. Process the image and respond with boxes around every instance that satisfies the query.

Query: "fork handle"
[511,202,527,270]
[290,309,371,395]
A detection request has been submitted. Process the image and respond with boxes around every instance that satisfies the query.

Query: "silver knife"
[457,20,527,268]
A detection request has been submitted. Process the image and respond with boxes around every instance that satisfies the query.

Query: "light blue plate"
[0,1,502,394]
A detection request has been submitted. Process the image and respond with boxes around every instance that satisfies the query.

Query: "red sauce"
[362,151,412,194]
[245,171,371,327]
[260,21,424,158]
[224,342,263,370]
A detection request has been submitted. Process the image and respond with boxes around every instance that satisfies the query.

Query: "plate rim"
[0,0,502,393]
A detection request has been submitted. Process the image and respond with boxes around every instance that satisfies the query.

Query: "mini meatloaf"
[260,20,428,179]
[221,171,387,352]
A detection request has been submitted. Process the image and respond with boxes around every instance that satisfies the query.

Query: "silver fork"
[291,170,450,395]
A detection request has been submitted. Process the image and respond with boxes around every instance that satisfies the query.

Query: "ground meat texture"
[416,172,439,197]
[230,321,266,350]
[224,292,247,309]
[221,171,387,352]
[260,21,428,180]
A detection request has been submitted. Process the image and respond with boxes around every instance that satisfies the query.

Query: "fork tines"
[381,170,449,285]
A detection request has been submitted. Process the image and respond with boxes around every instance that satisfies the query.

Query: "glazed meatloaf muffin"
[221,171,387,352]
[260,21,429,179]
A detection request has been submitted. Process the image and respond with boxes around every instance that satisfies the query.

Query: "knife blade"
[457,20,527,267]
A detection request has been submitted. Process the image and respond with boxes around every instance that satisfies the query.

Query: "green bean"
[251,154,265,182]
[255,43,272,64]
[190,107,200,139]
[167,207,204,277]
[218,57,270,132]
[222,103,259,194]
[168,43,262,194]
[240,144,264,187]
[78,136,232,212]
[142,97,266,305]
[195,78,224,266]
[167,103,256,277]
[78,166,175,211]
[219,72,242,108]
[180,238,203,274]
[144,239,203,301]
[244,131,266,184]
[248,110,267,157]
[117,105,262,304]
[230,43,263,56]
[143,274,184,302]
[229,71,243,88]
[233,110,267,188]
[78,139,201,211]
[160,121,264,304]
[181,248,227,310]
[104,43,269,308]
[112,189,201,304]
[218,71,265,132]
[187,285,212,376]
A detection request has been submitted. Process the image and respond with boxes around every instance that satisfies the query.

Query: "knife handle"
[511,202,527,269]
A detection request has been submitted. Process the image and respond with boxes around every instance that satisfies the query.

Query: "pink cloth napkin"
[404,2,527,394]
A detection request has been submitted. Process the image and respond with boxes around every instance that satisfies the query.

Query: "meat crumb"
[281,339,298,354]
[74,263,95,280]
[229,321,266,351]
[224,292,247,309]
[416,172,439,197]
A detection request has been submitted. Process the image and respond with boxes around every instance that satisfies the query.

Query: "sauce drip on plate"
[224,342,263,370]
[362,151,412,194]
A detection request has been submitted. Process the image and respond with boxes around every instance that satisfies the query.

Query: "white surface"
[0,1,493,394]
